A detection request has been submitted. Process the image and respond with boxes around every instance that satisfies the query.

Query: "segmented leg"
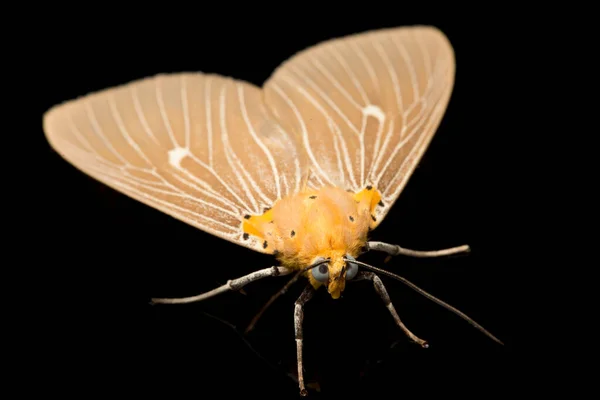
[367,241,470,258]
[294,284,315,397]
[151,266,293,305]
[354,271,428,348]
[245,269,306,334]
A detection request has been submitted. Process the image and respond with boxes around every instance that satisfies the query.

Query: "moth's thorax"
[242,185,382,294]
[271,186,371,264]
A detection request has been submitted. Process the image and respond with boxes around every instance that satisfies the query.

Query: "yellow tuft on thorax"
[242,185,383,296]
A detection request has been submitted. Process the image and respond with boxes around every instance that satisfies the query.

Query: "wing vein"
[219,85,261,213]
[181,75,191,149]
[376,97,430,186]
[311,56,363,110]
[185,152,255,212]
[84,101,128,166]
[372,40,403,114]
[155,78,180,148]
[370,118,399,182]
[238,85,281,200]
[270,82,334,186]
[108,94,153,168]
[393,39,419,118]
[352,40,380,97]
[385,98,445,200]
[330,44,370,105]
[290,65,360,136]
[66,111,94,154]
[131,86,161,146]
[283,75,358,188]
[205,77,214,167]
[167,170,239,213]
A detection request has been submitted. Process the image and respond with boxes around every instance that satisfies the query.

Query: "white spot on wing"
[363,105,385,121]
[168,147,190,169]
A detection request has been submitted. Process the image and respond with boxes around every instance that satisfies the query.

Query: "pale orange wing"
[44,73,304,253]
[262,26,455,227]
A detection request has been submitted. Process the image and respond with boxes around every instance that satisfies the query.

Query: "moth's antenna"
[245,260,328,334]
[347,258,504,346]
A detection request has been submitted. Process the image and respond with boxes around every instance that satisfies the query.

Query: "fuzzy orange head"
[307,251,360,299]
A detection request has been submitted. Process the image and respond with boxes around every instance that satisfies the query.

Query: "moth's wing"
[43,73,304,253]
[262,26,455,227]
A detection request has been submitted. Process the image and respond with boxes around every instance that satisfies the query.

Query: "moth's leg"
[245,269,305,334]
[294,284,315,397]
[151,266,293,305]
[354,271,428,348]
[366,241,470,258]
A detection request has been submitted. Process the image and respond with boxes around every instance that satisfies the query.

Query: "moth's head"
[309,252,359,299]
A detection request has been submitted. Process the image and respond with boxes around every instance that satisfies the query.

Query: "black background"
[37,6,517,399]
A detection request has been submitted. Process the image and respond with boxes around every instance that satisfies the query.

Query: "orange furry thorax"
[274,187,370,265]
[243,185,382,280]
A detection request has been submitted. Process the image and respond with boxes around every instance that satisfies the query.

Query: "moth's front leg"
[151,266,293,305]
[366,241,470,258]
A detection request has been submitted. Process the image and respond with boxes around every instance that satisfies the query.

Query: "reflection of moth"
[43,26,502,396]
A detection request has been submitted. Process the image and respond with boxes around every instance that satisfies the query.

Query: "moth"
[43,25,502,396]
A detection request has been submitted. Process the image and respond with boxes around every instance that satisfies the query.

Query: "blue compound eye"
[344,254,359,280]
[311,257,329,283]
